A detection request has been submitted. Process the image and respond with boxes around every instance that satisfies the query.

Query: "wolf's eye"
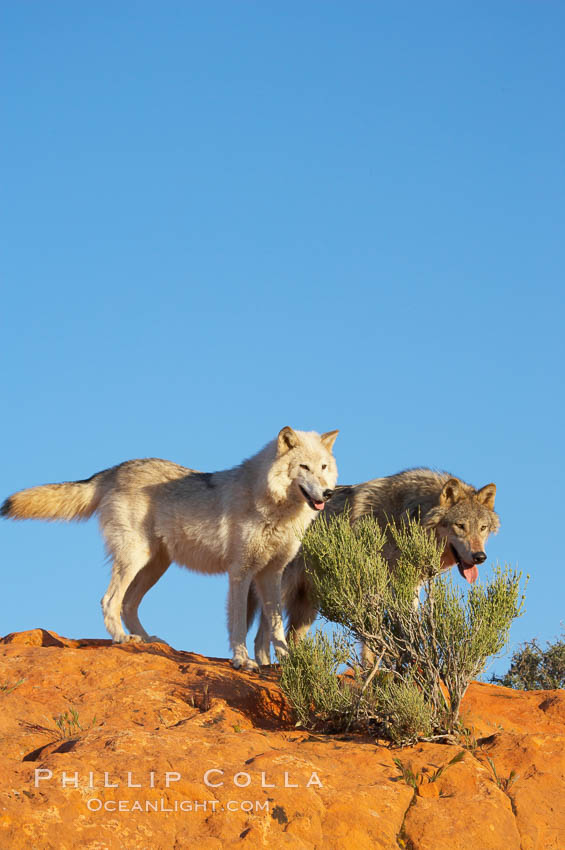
[321,464,327,470]
[480,525,488,532]
[300,464,311,472]
[455,523,466,532]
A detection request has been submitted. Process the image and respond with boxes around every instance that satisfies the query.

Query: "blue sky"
[1,2,563,674]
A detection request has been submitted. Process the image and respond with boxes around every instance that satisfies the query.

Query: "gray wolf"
[249,468,499,665]
[1,426,339,671]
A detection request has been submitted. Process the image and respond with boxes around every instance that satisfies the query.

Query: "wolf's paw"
[120,634,143,644]
[145,635,169,645]
[254,648,271,667]
[232,655,259,673]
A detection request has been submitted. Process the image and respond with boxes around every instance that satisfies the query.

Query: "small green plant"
[392,750,465,791]
[458,725,480,755]
[427,749,466,782]
[0,678,25,695]
[484,755,519,793]
[53,706,97,739]
[391,757,420,791]
[280,511,526,744]
[491,631,565,690]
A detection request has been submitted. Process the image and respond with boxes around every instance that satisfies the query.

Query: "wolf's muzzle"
[472,551,487,564]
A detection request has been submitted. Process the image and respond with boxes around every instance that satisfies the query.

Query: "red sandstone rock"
[0,629,563,849]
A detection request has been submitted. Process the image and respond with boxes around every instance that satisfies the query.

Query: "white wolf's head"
[269,426,339,511]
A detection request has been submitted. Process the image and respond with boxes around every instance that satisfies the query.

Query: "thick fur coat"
[2,427,339,670]
[249,468,499,665]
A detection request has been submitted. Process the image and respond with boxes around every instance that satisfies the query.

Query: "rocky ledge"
[0,629,563,849]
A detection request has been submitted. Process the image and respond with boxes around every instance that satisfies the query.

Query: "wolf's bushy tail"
[0,470,111,522]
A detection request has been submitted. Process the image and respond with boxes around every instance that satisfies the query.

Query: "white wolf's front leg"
[253,560,288,663]
[227,569,259,672]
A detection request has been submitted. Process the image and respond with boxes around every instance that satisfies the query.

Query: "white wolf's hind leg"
[102,544,152,643]
[121,549,171,643]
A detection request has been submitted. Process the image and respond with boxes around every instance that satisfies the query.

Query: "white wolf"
[1,427,338,671]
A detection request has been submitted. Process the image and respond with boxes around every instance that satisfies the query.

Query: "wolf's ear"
[277,426,299,455]
[320,430,339,453]
[476,483,496,510]
[440,478,464,507]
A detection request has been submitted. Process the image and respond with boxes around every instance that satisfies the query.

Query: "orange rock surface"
[0,629,563,849]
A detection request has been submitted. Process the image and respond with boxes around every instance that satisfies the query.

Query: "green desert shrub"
[279,630,353,730]
[374,677,435,745]
[280,511,526,744]
[491,631,565,690]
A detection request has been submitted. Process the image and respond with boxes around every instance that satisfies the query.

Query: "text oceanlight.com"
[87,799,269,813]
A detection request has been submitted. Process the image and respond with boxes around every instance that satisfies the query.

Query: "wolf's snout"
[472,551,487,564]
[323,489,334,501]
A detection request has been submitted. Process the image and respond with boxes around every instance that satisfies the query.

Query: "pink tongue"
[462,564,479,584]
[313,501,325,511]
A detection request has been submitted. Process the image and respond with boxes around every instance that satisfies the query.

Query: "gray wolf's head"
[423,478,500,584]
[271,426,339,511]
